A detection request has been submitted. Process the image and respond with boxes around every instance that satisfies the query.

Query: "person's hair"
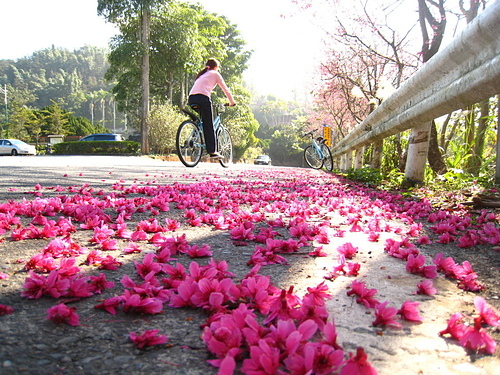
[195,58,220,80]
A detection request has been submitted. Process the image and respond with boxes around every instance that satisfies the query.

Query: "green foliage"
[0,46,115,121]
[53,140,140,155]
[343,167,383,185]
[268,120,306,167]
[106,1,251,127]
[147,103,186,154]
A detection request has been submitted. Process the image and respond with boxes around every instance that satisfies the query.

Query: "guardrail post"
[355,148,363,169]
[404,121,432,184]
[371,140,383,169]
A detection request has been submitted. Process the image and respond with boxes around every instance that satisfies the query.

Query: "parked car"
[79,133,124,142]
[254,155,272,165]
[0,139,36,155]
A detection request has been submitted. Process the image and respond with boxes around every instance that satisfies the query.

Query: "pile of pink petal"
[0,169,498,374]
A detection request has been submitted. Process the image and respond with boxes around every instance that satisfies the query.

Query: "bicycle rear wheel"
[304,145,323,169]
[176,120,203,167]
[217,127,233,168]
[320,144,333,171]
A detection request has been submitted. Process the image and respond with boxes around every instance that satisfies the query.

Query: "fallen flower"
[459,317,497,354]
[372,302,401,328]
[397,300,423,322]
[0,304,14,315]
[129,329,168,349]
[439,313,467,340]
[46,303,80,326]
[415,279,437,296]
[340,347,378,375]
[474,296,500,327]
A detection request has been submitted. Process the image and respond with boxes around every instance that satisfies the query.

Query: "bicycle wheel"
[304,145,323,169]
[320,144,333,171]
[176,120,203,167]
[217,127,233,168]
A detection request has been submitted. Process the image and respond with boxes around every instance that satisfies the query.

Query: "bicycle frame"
[184,104,224,155]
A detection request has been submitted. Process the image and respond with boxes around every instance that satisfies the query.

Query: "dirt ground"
[0,157,499,375]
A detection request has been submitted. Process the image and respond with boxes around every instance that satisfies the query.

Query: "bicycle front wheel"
[304,145,323,169]
[217,127,233,168]
[176,120,203,167]
[320,144,333,171]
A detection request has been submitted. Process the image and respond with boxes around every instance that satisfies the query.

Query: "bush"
[52,141,141,155]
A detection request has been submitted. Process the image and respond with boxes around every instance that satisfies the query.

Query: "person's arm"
[216,73,236,106]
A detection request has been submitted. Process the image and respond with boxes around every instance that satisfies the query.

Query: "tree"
[98,0,171,154]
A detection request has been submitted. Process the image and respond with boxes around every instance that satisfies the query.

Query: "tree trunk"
[140,7,151,154]
[428,120,447,174]
[470,98,490,175]
[495,95,500,184]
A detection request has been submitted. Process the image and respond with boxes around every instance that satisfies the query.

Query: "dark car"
[79,133,123,142]
[254,155,271,165]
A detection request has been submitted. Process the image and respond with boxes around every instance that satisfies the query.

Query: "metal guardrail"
[330,1,500,159]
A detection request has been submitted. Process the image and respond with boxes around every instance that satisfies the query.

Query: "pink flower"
[241,339,281,375]
[372,302,401,328]
[123,241,142,254]
[459,317,497,354]
[94,296,123,315]
[474,297,500,327]
[337,242,358,259]
[415,279,437,295]
[340,347,378,375]
[89,273,115,294]
[129,329,168,349]
[439,313,467,340]
[309,246,328,257]
[0,304,14,315]
[46,303,80,326]
[397,300,423,322]
[346,280,379,309]
[185,244,213,258]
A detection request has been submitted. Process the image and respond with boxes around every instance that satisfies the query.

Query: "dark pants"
[188,94,216,154]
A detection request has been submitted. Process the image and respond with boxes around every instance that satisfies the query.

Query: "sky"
[0,0,327,101]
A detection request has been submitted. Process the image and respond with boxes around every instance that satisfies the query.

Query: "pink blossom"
[397,300,423,322]
[0,304,14,315]
[135,253,162,278]
[347,280,380,309]
[439,313,467,340]
[372,302,401,328]
[129,329,168,349]
[459,317,497,354]
[340,347,378,375]
[0,272,9,280]
[89,273,115,294]
[46,303,80,326]
[241,339,281,375]
[415,279,437,295]
[337,242,358,259]
[309,246,328,257]
[185,244,213,258]
[98,255,123,271]
[94,296,123,315]
[123,241,142,254]
[474,297,500,327]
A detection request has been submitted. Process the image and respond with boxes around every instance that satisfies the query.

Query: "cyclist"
[188,58,236,160]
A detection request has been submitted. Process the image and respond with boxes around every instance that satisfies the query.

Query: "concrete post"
[371,140,383,169]
[355,148,363,169]
[404,121,432,185]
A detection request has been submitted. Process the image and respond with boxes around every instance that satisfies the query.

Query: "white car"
[0,139,37,155]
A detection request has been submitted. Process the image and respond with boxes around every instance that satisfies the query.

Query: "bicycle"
[302,130,333,171]
[176,103,233,168]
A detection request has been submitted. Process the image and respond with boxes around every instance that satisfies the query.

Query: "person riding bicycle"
[188,58,236,160]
